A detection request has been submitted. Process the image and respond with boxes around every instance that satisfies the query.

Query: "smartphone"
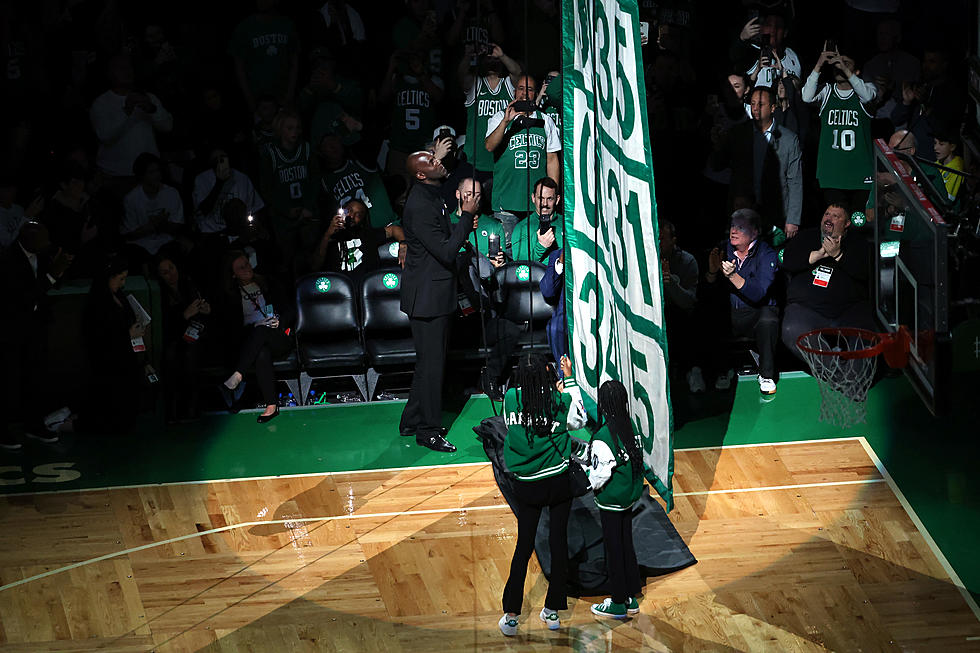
[826,38,837,52]
[639,21,649,45]
[488,233,500,259]
[538,218,553,236]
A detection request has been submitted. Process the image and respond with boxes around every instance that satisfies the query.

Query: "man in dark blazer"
[0,222,73,449]
[712,85,803,239]
[399,151,479,452]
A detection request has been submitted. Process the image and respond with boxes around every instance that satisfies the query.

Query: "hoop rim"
[795,327,886,360]
[796,325,911,367]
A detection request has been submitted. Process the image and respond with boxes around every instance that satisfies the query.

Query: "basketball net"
[796,327,910,429]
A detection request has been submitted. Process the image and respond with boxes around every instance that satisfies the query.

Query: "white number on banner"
[832,129,856,151]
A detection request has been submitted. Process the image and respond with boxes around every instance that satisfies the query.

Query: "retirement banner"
[562,0,673,509]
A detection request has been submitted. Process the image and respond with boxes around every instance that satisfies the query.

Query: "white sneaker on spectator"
[539,607,560,630]
[686,367,705,393]
[714,369,734,391]
[498,613,518,636]
[758,375,777,395]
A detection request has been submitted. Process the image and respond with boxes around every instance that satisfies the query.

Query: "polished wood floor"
[0,438,977,652]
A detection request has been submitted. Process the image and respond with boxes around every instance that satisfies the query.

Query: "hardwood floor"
[0,439,976,651]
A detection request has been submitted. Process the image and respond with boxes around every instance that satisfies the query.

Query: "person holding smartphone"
[217,251,294,423]
[735,11,801,89]
[510,176,563,262]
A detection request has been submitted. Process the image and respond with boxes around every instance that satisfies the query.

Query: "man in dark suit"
[399,151,479,452]
[0,222,73,449]
[712,85,803,239]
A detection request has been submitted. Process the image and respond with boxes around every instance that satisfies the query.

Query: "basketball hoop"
[796,326,911,429]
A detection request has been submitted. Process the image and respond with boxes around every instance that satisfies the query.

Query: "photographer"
[192,149,265,236]
[311,198,402,283]
[484,74,561,252]
[733,11,801,90]
[802,43,877,213]
[89,54,173,187]
[458,41,521,179]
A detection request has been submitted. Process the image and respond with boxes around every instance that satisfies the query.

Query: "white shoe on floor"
[498,613,518,636]
[714,369,734,390]
[539,607,560,630]
[686,367,706,393]
[758,375,777,395]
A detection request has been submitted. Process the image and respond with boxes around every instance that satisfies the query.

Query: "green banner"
[562,0,673,509]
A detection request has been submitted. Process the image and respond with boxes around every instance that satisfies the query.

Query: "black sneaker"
[0,435,22,451]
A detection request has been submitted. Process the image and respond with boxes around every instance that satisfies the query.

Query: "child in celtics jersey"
[585,379,645,619]
[802,44,877,211]
[459,43,522,175]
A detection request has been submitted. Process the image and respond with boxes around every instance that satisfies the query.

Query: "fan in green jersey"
[802,44,877,215]
[458,42,522,173]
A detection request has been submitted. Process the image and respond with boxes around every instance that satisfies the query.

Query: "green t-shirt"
[816,85,874,190]
[228,14,299,97]
[463,76,514,173]
[451,210,504,256]
[511,212,564,262]
[390,76,437,152]
[588,425,644,511]
[488,110,559,212]
[320,160,396,228]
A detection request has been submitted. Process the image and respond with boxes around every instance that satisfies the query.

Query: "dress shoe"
[401,426,447,437]
[256,406,279,424]
[416,431,456,452]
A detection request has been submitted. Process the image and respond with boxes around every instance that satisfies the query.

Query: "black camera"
[759,33,772,62]
[512,99,537,113]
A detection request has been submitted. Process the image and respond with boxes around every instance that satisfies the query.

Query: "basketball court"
[1,419,978,651]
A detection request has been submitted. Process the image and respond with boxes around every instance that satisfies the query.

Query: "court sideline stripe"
[858,437,980,625]
[0,436,868,497]
[0,477,887,593]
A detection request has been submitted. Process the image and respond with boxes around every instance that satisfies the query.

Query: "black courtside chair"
[360,268,416,400]
[493,261,553,354]
[294,272,368,401]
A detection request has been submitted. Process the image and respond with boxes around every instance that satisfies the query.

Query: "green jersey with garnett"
[320,160,396,228]
[503,378,587,482]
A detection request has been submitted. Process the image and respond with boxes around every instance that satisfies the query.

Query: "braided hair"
[513,353,559,447]
[597,380,644,478]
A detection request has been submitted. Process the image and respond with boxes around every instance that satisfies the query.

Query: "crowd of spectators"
[0,0,972,446]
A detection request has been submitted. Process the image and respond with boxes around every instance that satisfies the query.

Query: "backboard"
[872,139,952,416]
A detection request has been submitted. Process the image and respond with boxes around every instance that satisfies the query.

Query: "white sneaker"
[539,607,560,630]
[714,369,734,390]
[758,375,777,395]
[499,613,518,636]
[686,367,706,393]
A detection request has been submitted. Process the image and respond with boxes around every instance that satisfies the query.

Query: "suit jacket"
[0,243,56,334]
[400,182,474,318]
[713,120,802,228]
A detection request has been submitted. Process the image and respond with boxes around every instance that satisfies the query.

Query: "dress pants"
[502,472,572,614]
[599,508,642,605]
[400,313,452,434]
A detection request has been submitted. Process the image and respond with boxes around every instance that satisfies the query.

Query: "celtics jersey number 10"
[816,86,873,190]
